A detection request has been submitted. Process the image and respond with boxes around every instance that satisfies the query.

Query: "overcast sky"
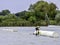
[0,0,60,13]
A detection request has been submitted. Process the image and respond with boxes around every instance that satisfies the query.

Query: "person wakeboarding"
[35,26,40,35]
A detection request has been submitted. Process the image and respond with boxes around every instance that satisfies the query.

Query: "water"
[0,26,60,45]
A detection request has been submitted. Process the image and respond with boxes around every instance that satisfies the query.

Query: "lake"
[0,26,60,45]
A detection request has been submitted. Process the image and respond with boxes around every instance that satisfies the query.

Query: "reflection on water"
[0,26,60,45]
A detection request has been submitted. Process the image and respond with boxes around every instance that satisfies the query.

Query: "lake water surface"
[0,26,60,45]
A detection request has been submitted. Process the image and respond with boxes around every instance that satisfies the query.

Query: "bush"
[40,20,47,26]
[56,21,60,25]
[55,14,60,23]
[49,20,57,25]
[33,21,41,26]
[0,19,32,26]
[33,20,47,26]
[16,20,32,26]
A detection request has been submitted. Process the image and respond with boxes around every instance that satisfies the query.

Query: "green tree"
[15,10,26,17]
[48,3,57,19]
[28,1,57,20]
[28,16,36,23]
[55,13,60,23]
[5,14,17,19]
[0,9,10,15]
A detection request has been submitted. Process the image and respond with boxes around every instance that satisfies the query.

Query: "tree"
[28,1,57,20]
[15,10,26,16]
[56,10,60,13]
[5,14,17,19]
[55,13,60,23]
[0,9,10,15]
[47,3,57,20]
[28,16,36,23]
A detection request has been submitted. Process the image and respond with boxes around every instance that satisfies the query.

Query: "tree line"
[0,1,60,26]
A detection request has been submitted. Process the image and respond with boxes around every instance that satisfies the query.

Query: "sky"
[0,0,60,13]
